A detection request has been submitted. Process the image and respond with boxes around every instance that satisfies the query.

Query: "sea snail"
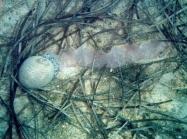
[18,41,167,89]
[18,54,59,89]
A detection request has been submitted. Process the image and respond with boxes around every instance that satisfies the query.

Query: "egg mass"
[18,56,55,89]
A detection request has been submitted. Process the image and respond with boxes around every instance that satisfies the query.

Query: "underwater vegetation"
[0,0,187,139]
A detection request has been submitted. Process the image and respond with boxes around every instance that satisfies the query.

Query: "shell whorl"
[18,56,55,89]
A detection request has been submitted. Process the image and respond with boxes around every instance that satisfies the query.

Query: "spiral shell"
[18,56,55,89]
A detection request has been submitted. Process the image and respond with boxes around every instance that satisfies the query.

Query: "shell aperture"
[43,53,60,75]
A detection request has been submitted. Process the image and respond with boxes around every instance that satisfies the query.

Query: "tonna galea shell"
[18,56,55,89]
